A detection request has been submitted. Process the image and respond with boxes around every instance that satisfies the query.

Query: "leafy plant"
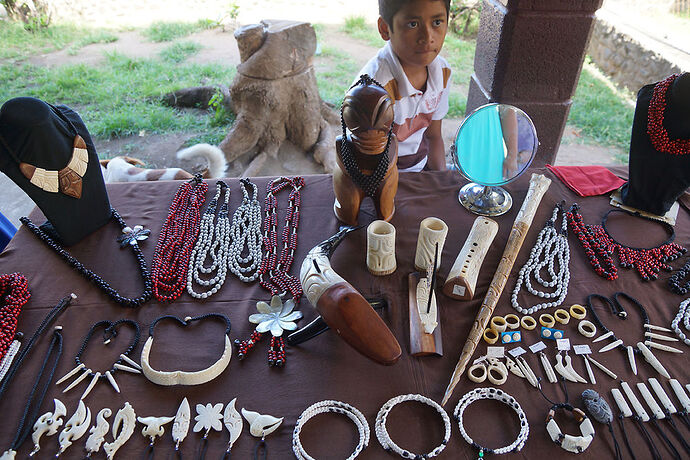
[208,87,234,127]
[449,0,481,38]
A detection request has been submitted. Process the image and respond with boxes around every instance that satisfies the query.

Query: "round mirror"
[451,103,538,216]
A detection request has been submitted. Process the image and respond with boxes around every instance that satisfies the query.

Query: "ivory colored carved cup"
[414,217,448,272]
[366,220,397,276]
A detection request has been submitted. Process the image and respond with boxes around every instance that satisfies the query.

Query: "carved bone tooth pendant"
[637,342,671,379]
[586,355,617,380]
[583,355,596,384]
[644,331,679,342]
[29,398,67,456]
[62,367,92,393]
[223,398,243,454]
[56,363,86,385]
[103,402,136,460]
[241,408,283,438]
[57,400,92,456]
[598,339,623,353]
[563,353,587,383]
[627,346,638,375]
[85,408,112,457]
[554,353,579,383]
[644,324,673,333]
[416,274,438,334]
[172,398,191,451]
[593,331,614,343]
[137,416,175,444]
[539,351,558,383]
[644,340,683,354]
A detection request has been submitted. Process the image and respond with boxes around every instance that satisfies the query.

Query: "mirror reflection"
[454,104,538,186]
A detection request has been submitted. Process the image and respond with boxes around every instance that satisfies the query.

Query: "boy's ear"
[377,17,391,41]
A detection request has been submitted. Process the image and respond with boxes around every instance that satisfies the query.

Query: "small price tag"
[509,346,527,357]
[487,346,504,358]
[573,344,592,355]
[529,341,547,353]
[556,338,571,351]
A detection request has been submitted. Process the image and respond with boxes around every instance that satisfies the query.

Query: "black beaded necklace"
[56,319,140,399]
[20,208,152,308]
[339,74,393,198]
[668,257,690,295]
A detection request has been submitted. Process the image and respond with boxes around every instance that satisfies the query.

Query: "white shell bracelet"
[293,400,369,460]
[375,394,451,459]
[453,387,529,456]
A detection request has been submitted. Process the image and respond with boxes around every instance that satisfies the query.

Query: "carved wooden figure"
[333,75,399,225]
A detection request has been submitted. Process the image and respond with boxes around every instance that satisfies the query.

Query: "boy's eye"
[407,21,418,28]
[433,19,445,27]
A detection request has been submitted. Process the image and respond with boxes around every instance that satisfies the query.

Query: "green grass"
[67,30,119,55]
[0,51,236,139]
[341,16,384,48]
[314,46,358,108]
[0,21,90,59]
[159,41,203,63]
[143,20,215,42]
[568,57,635,152]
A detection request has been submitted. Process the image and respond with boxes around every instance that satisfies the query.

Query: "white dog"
[99,144,227,183]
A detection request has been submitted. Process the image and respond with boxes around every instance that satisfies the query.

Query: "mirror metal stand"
[458,183,513,216]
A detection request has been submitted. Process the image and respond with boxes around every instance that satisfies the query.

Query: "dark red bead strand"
[647,74,690,156]
[151,176,208,302]
[0,273,30,361]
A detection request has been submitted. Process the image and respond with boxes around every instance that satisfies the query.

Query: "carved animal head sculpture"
[342,79,394,155]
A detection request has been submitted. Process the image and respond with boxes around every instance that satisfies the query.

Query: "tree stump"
[219,20,336,175]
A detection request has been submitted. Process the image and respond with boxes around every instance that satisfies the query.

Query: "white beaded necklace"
[511,203,570,314]
[671,298,690,345]
[375,394,451,459]
[228,178,263,283]
[454,387,529,458]
[293,400,370,460]
[186,181,231,299]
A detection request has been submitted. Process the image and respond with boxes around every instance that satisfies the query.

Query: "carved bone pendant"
[416,276,438,334]
[103,402,136,460]
[58,400,92,454]
[172,398,191,448]
[85,408,112,456]
[30,398,67,456]
[223,398,243,451]
[241,408,283,438]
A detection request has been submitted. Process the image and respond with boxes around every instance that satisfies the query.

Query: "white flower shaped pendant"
[193,403,224,435]
[249,295,302,337]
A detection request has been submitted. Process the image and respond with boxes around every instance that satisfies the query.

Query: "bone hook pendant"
[627,346,638,375]
[29,398,67,456]
[564,353,587,383]
[223,398,242,453]
[85,408,112,457]
[554,354,578,383]
[103,402,136,460]
[645,340,683,354]
[644,331,679,342]
[599,339,623,353]
[241,408,283,438]
[637,342,671,378]
[58,400,91,455]
[299,227,401,365]
[172,398,191,450]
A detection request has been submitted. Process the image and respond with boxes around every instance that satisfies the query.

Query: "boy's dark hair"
[379,0,451,31]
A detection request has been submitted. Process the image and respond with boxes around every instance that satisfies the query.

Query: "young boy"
[358,0,451,172]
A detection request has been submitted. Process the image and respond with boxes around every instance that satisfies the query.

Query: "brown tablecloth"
[1,168,688,459]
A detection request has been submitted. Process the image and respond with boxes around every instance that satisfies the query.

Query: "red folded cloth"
[546,164,626,197]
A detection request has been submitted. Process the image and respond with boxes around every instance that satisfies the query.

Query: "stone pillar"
[467,0,604,166]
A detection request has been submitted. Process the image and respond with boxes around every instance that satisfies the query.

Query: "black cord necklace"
[0,293,74,400]
[339,74,393,198]
[668,257,690,295]
[585,293,646,364]
[1,327,63,458]
[20,208,152,308]
[56,319,140,400]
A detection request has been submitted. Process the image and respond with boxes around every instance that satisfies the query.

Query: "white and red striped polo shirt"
[357,41,451,172]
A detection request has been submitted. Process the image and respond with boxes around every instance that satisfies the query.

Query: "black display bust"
[621,73,690,215]
[0,97,111,246]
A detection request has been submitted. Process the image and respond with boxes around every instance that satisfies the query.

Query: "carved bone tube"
[300,228,401,365]
[414,217,448,272]
[443,216,499,300]
[442,173,551,405]
[366,220,397,276]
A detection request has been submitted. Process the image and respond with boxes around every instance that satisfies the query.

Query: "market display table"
[1,168,688,459]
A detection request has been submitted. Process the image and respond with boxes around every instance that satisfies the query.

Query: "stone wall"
[588,13,688,93]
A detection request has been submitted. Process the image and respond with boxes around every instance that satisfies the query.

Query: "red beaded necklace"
[647,74,690,156]
[151,175,208,302]
[236,176,305,366]
[0,273,30,361]
[566,204,686,281]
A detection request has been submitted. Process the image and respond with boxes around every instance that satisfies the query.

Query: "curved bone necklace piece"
[141,314,232,386]
[56,319,140,400]
[511,203,570,314]
[186,181,231,299]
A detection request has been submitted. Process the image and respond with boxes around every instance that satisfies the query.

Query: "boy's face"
[378,0,448,71]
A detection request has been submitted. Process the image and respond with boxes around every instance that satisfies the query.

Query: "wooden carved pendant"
[18,134,88,199]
